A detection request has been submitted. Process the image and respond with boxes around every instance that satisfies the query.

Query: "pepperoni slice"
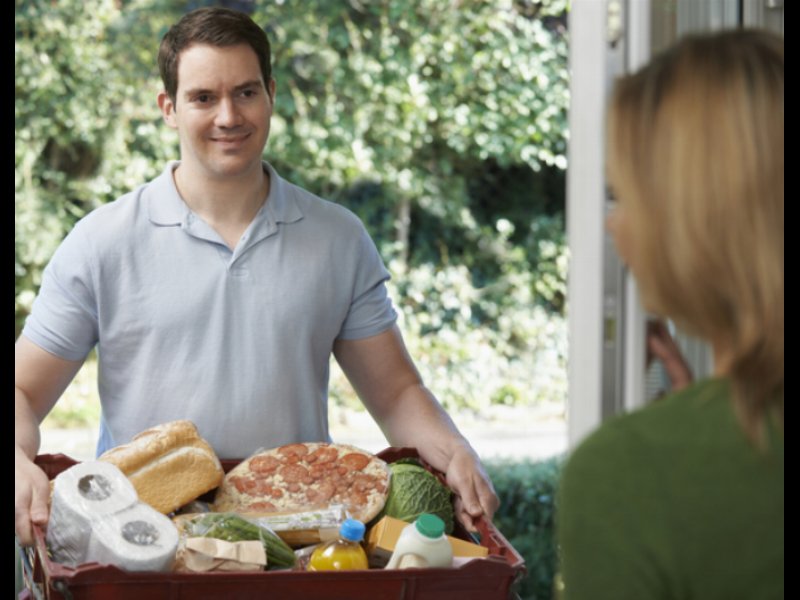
[352,475,376,493]
[317,481,336,501]
[279,464,310,483]
[307,465,325,480]
[340,453,370,471]
[231,475,258,494]
[312,446,339,464]
[249,501,277,512]
[278,443,310,458]
[249,455,281,474]
[255,480,274,496]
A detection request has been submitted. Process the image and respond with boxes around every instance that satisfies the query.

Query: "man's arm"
[333,325,499,531]
[15,335,84,545]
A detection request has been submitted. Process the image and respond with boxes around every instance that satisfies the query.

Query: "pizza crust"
[213,443,391,523]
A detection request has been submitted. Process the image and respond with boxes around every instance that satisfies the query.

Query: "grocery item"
[252,505,348,547]
[366,515,488,568]
[175,538,266,573]
[99,420,224,514]
[47,461,178,572]
[379,461,454,534]
[307,518,369,571]
[384,514,453,570]
[186,512,296,569]
[213,442,391,522]
[47,461,139,566]
[85,503,179,572]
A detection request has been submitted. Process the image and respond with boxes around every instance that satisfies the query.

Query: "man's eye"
[241,89,256,98]
[196,94,211,103]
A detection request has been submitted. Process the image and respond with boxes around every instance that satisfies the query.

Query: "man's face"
[158,43,275,182]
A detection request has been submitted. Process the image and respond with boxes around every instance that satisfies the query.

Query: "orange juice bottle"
[307,518,369,571]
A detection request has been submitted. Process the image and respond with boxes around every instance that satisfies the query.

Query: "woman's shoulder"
[563,379,732,484]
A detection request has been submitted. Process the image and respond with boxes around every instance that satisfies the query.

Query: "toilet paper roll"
[86,503,179,572]
[47,461,139,566]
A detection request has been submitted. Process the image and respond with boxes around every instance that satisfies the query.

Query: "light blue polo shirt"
[23,161,397,458]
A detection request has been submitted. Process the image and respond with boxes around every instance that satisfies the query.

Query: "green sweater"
[557,378,783,600]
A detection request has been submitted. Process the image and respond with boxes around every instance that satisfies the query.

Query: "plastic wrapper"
[47,461,178,572]
[250,504,348,547]
[182,512,297,569]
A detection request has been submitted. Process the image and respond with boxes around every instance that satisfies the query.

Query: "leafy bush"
[486,455,564,600]
[16,0,570,411]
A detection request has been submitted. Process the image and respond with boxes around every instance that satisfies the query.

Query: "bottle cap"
[339,518,366,542]
[415,513,445,539]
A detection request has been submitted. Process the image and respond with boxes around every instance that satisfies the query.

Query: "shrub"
[486,455,564,600]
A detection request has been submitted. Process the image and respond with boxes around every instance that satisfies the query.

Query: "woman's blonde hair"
[607,29,784,442]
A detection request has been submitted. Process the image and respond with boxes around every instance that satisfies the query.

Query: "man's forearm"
[373,382,472,473]
[15,388,42,460]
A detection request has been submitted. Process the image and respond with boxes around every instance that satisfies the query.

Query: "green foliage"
[487,455,564,600]
[15,0,569,411]
[15,0,180,336]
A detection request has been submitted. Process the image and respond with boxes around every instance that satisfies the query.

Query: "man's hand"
[15,336,85,545]
[444,444,500,532]
[15,446,50,546]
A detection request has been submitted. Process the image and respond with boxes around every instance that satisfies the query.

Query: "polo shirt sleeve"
[21,219,99,361]
[336,225,397,341]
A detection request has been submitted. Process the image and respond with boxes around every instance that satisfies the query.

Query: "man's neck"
[174,162,269,223]
[172,162,270,249]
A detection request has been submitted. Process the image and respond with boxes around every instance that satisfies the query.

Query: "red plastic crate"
[23,449,525,600]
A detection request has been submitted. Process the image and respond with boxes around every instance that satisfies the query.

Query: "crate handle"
[16,541,45,600]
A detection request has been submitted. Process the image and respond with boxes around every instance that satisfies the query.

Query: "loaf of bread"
[98,420,224,515]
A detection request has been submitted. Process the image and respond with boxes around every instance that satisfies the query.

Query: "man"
[15,7,498,546]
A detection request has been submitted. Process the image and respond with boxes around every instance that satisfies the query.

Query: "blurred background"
[16,1,569,597]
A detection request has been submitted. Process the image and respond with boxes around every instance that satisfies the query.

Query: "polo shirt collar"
[146,161,304,228]
[262,161,303,226]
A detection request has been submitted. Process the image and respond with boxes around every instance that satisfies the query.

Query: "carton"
[366,516,489,567]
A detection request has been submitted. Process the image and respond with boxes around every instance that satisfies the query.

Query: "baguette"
[99,420,224,515]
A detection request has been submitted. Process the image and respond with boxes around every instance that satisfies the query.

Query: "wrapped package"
[85,503,179,572]
[46,461,178,572]
[47,461,139,565]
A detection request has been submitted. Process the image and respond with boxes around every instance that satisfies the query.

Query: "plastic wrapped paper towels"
[47,461,179,572]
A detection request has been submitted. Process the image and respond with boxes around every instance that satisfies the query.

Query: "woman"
[557,30,783,599]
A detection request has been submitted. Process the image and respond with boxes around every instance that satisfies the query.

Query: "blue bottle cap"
[339,518,366,542]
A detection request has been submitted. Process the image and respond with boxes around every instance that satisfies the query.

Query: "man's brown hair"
[158,7,272,102]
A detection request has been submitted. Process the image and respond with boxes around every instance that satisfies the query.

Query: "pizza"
[212,443,391,523]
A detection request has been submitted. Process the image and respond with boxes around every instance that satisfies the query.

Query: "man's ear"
[157,91,178,129]
[267,78,276,105]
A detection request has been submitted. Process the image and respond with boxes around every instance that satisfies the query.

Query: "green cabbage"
[380,462,455,534]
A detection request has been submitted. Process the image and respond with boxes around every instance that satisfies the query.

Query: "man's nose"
[215,97,241,127]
